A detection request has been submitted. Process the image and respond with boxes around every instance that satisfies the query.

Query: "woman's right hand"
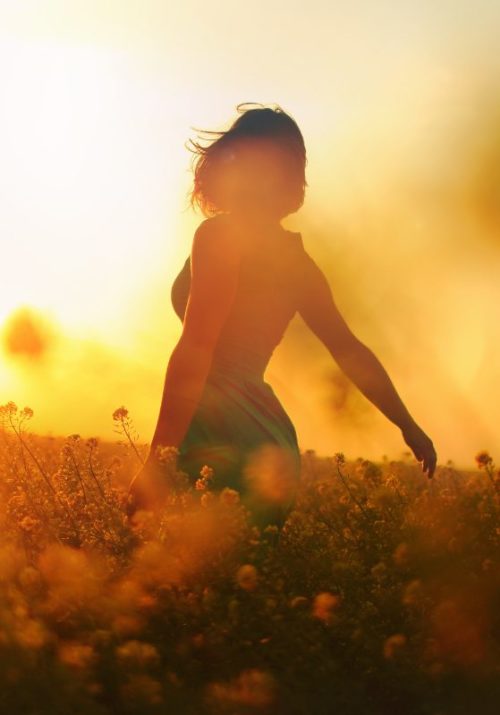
[126,455,170,518]
[400,420,437,479]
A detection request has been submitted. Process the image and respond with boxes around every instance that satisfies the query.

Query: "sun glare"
[0,37,182,342]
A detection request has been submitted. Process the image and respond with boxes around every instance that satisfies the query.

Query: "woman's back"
[171,224,305,381]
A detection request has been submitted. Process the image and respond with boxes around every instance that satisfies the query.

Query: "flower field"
[0,401,499,715]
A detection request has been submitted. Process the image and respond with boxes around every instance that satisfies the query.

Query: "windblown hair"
[185,102,308,219]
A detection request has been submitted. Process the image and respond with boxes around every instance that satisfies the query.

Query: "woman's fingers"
[126,478,144,517]
[126,490,136,517]
[126,468,151,516]
[428,448,437,478]
[126,460,171,519]
[423,445,437,478]
[402,423,437,479]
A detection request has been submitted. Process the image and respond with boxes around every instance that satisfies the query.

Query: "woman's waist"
[208,348,269,382]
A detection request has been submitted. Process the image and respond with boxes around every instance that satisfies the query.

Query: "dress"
[170,227,306,530]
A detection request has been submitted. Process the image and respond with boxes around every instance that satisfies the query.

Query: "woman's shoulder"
[190,216,242,278]
[193,215,247,255]
[194,214,229,239]
[195,217,306,264]
[198,213,242,234]
[192,215,240,254]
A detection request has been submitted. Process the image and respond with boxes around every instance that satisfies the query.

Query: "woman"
[127,103,437,530]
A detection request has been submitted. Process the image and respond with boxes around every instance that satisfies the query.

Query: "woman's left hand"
[400,420,437,479]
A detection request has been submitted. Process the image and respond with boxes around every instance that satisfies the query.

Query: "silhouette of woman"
[127,103,437,530]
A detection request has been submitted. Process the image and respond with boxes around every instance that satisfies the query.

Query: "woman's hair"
[185,102,308,219]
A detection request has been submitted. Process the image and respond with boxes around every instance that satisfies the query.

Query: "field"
[0,401,499,715]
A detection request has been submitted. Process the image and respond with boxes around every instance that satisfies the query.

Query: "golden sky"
[1,1,499,469]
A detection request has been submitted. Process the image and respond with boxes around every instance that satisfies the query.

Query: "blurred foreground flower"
[475,451,493,468]
[312,591,340,624]
[236,564,259,591]
[383,633,407,659]
[205,668,277,709]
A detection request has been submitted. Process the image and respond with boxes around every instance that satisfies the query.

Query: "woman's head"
[186,103,308,221]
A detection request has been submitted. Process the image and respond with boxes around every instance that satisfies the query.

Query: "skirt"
[176,365,301,531]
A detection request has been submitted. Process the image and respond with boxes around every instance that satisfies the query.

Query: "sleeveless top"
[170,228,306,382]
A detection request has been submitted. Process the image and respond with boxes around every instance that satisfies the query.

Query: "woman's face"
[214,138,289,221]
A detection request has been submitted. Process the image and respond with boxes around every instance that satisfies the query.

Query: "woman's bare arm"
[149,216,240,453]
[296,248,437,477]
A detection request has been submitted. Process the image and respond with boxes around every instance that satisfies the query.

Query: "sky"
[0,0,499,470]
